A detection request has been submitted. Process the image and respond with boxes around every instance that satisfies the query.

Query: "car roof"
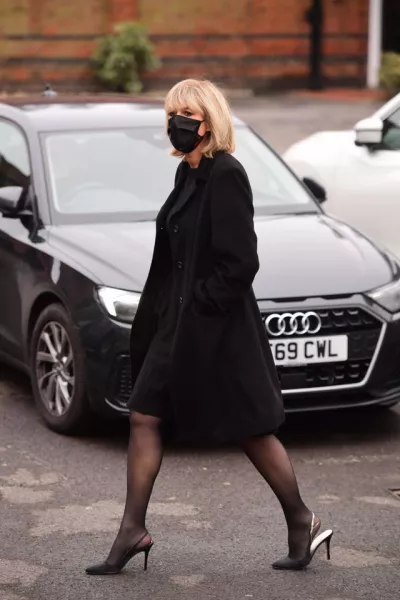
[0,94,244,131]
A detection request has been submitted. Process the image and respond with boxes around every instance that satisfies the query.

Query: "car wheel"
[30,303,92,434]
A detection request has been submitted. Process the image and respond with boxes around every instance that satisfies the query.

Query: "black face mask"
[167,114,205,154]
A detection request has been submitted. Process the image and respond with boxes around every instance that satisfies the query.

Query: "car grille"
[262,307,382,391]
[112,308,383,404]
[113,355,132,407]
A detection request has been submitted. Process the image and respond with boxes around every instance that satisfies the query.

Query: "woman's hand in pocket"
[192,280,229,318]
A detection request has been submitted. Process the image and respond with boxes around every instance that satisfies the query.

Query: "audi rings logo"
[265,312,322,337]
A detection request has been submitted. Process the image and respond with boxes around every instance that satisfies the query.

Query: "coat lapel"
[155,159,188,226]
[167,176,197,222]
[157,155,217,227]
[167,155,216,221]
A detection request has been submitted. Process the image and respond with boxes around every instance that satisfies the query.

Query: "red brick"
[0,0,369,91]
[324,38,368,56]
[0,0,30,35]
[36,0,106,35]
[1,39,96,59]
[2,61,90,80]
[110,0,139,26]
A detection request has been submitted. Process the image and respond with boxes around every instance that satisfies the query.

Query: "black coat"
[129,152,285,442]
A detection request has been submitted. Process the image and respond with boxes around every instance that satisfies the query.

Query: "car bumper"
[80,297,400,417]
[276,302,400,412]
[76,304,131,417]
[283,385,400,412]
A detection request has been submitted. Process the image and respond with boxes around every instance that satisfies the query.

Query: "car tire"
[30,303,92,434]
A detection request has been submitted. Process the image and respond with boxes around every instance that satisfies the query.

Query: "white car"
[284,93,400,258]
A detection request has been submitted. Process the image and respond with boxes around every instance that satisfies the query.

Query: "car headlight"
[97,287,141,323]
[367,278,400,313]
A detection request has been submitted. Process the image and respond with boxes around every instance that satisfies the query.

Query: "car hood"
[285,130,354,155]
[48,214,395,299]
[283,131,355,181]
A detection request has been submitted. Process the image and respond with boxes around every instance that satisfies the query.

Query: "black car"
[0,95,399,434]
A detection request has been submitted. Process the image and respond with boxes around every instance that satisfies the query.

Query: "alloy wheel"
[35,321,75,417]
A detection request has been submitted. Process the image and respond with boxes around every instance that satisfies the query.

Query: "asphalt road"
[1,367,400,600]
[233,94,381,154]
[1,96,399,600]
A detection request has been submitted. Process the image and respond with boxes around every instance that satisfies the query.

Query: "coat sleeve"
[194,164,260,313]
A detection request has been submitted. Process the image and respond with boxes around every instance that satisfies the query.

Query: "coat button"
[160,226,164,231]
[179,296,183,304]
[177,260,183,269]
[173,224,179,233]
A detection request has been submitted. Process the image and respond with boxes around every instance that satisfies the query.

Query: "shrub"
[379,52,400,95]
[92,22,160,93]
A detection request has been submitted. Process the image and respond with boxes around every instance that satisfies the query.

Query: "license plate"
[270,335,348,366]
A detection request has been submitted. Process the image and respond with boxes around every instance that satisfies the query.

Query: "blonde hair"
[165,79,236,158]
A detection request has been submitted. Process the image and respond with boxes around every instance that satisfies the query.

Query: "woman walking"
[86,79,332,575]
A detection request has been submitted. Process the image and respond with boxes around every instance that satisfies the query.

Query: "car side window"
[0,120,31,191]
[381,107,400,151]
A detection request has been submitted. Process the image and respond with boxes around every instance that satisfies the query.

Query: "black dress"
[128,172,195,420]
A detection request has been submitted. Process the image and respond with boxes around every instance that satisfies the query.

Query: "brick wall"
[0,0,369,92]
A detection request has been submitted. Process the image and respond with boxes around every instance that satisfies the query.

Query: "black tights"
[106,412,163,564]
[241,434,312,558]
[107,412,311,564]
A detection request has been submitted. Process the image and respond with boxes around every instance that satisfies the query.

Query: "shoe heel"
[325,534,332,560]
[143,543,153,571]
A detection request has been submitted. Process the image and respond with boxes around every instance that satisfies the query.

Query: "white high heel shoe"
[272,513,333,570]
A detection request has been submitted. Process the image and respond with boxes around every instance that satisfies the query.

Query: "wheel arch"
[27,295,92,434]
[27,291,68,350]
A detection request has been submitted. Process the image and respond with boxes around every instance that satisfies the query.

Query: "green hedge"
[380,52,400,95]
[92,22,160,93]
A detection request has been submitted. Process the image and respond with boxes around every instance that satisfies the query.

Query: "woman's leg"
[241,434,314,559]
[106,411,164,564]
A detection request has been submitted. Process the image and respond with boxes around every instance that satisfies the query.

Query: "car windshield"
[42,126,318,224]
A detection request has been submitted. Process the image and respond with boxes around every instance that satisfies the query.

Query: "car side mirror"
[303,177,327,203]
[354,116,383,147]
[0,186,34,220]
[0,186,25,217]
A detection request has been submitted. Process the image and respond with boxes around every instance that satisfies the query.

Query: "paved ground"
[1,95,399,600]
[232,93,382,154]
[1,368,400,600]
